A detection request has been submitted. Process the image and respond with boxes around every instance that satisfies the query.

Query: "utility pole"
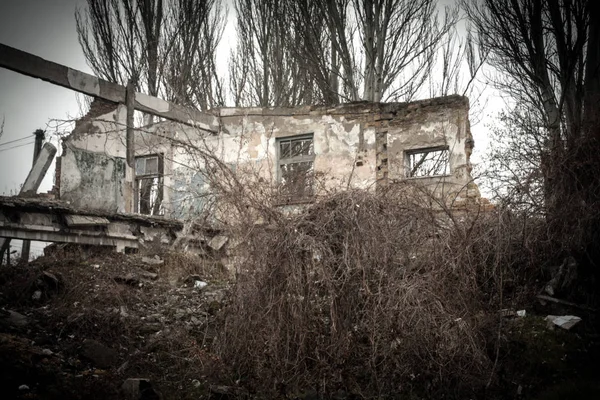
[19,129,45,262]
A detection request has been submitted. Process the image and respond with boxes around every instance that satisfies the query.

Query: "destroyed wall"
[58,95,478,218]
[59,100,129,213]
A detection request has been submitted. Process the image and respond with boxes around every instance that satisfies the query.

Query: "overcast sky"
[0,0,495,197]
[0,0,90,195]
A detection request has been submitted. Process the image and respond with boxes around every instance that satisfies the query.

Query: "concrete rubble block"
[208,235,229,251]
[0,309,29,327]
[64,215,110,227]
[139,270,159,280]
[194,280,208,290]
[546,315,582,330]
[141,256,164,266]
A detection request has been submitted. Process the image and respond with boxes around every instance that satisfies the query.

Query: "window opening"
[277,135,315,200]
[405,147,449,178]
[135,154,164,215]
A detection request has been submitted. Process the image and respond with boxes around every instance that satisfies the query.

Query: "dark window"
[278,135,315,200]
[135,154,163,215]
[405,147,450,178]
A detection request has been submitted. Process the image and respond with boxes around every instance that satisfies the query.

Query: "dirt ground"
[0,244,233,399]
[1,244,599,399]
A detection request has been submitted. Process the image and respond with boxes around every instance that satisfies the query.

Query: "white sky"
[0,0,499,197]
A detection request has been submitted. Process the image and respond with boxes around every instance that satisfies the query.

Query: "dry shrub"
[162,250,230,285]
[214,186,517,398]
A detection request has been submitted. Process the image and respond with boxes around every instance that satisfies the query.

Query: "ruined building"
[56,95,480,220]
[1,45,483,259]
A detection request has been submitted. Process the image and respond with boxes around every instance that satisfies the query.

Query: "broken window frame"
[404,146,450,178]
[134,154,164,216]
[277,134,315,202]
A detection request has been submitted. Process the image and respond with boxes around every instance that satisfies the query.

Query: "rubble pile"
[0,245,232,400]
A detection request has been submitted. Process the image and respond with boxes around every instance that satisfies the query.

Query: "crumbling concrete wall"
[58,95,479,217]
[59,99,129,212]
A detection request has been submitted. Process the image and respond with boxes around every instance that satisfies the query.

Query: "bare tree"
[464,0,600,259]
[229,0,310,107]
[230,0,455,106]
[76,0,225,110]
[356,0,453,102]
[162,0,226,109]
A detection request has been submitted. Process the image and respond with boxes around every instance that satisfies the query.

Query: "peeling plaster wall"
[60,144,127,213]
[59,95,478,217]
[59,100,129,212]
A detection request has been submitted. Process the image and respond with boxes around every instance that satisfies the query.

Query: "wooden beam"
[0,43,219,132]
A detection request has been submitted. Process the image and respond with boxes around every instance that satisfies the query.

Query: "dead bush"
[214,186,522,398]
[162,251,230,285]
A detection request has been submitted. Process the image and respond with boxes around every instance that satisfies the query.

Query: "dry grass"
[211,184,545,398]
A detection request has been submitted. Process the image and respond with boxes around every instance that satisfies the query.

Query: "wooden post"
[0,43,219,132]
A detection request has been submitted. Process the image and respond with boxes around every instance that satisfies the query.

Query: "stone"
[139,323,162,334]
[80,339,119,368]
[122,378,161,399]
[194,280,208,289]
[18,384,30,391]
[546,315,582,330]
[42,348,53,356]
[208,235,229,251]
[0,309,29,327]
[142,256,164,266]
[120,306,129,318]
[139,270,158,280]
[32,290,42,300]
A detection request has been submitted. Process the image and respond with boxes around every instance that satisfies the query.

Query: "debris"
[18,384,30,391]
[80,339,119,368]
[537,294,596,311]
[142,256,164,266]
[39,271,62,290]
[117,361,130,374]
[500,309,525,318]
[139,270,158,280]
[208,235,229,251]
[183,274,203,285]
[122,378,160,399]
[544,256,577,296]
[64,215,110,227]
[194,280,208,289]
[546,315,582,330]
[0,309,29,327]
[210,384,248,397]
[41,348,53,356]
[114,274,140,287]
[32,290,42,300]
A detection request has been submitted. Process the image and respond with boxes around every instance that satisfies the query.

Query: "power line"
[0,135,33,147]
[0,140,35,153]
